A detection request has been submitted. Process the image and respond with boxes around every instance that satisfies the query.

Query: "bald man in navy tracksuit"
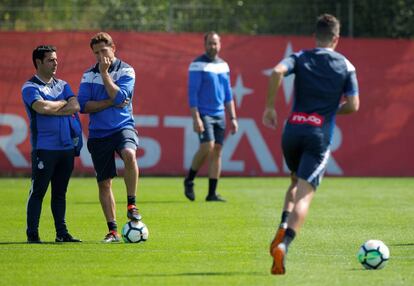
[183,31,238,203]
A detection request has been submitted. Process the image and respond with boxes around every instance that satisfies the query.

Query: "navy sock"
[107,221,117,232]
[208,178,218,196]
[127,196,136,206]
[281,211,290,226]
[282,228,296,248]
[185,168,197,182]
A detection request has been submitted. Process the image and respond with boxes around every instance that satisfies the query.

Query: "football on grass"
[357,239,389,270]
[122,220,149,243]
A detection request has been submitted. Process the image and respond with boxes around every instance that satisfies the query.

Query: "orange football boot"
[269,225,286,255]
[271,244,286,275]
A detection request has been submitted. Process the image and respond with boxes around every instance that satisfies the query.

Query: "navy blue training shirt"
[280,47,359,141]
[22,76,76,150]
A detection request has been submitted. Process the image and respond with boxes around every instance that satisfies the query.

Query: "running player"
[262,14,360,274]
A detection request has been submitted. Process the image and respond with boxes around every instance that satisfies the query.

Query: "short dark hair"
[315,14,340,44]
[204,31,219,44]
[32,45,56,69]
[90,32,114,49]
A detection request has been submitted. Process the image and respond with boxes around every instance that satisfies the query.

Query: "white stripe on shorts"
[307,149,330,184]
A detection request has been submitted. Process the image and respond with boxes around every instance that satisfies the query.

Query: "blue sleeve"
[188,70,202,108]
[22,86,42,108]
[279,53,298,76]
[77,82,91,113]
[113,74,135,106]
[63,83,75,100]
[223,71,233,104]
[344,71,359,96]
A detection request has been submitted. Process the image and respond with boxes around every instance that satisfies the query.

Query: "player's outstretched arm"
[263,64,287,129]
[337,95,360,115]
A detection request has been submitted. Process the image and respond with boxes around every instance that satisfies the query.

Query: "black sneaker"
[27,233,42,244]
[184,179,195,201]
[55,233,82,243]
[205,194,226,202]
[127,205,142,221]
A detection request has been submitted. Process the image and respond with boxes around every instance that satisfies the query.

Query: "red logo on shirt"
[288,112,324,127]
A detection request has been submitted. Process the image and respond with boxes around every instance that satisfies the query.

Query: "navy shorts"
[199,114,226,145]
[87,128,139,182]
[281,128,330,189]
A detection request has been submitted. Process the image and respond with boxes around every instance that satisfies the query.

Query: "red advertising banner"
[0,32,413,176]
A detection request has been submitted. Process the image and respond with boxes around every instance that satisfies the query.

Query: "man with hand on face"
[78,32,141,243]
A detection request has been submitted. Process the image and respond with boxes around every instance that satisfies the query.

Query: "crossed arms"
[32,96,80,116]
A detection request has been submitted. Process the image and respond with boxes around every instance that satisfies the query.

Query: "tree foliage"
[1,0,414,38]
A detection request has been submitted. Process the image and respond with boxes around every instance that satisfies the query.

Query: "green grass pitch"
[0,177,413,285]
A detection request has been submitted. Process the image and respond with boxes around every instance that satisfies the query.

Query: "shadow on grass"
[116,271,266,277]
[0,241,100,245]
[74,200,188,205]
[349,268,366,271]
[389,243,414,247]
[0,241,57,245]
[128,200,189,204]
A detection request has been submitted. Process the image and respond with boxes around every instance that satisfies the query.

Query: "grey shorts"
[199,114,226,145]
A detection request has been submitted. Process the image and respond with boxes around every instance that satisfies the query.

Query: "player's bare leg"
[271,178,315,275]
[121,148,141,221]
[191,141,214,170]
[184,141,214,201]
[208,143,222,179]
[286,179,315,232]
[121,148,138,197]
[206,143,224,201]
[283,175,298,215]
[270,175,297,254]
[98,179,121,242]
[98,179,116,223]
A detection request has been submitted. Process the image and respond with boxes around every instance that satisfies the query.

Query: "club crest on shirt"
[55,84,63,94]
[37,161,44,169]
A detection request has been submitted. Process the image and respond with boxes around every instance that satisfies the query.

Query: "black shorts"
[87,128,139,182]
[199,114,226,145]
[282,128,330,189]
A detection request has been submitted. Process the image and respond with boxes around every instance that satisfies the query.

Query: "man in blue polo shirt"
[263,14,360,274]
[78,32,141,243]
[183,31,238,202]
[22,45,82,243]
